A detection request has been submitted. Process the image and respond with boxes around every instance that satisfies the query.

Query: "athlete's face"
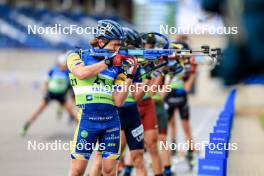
[144,43,155,49]
[105,40,122,51]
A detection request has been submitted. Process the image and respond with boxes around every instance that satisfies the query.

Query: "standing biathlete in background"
[164,39,197,169]
[89,27,148,176]
[124,33,163,176]
[67,20,138,176]
[20,54,76,136]
[149,45,185,176]
[151,69,173,176]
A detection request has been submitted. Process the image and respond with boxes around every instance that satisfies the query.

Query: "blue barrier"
[213,126,231,134]
[216,122,231,129]
[198,159,227,176]
[210,133,229,144]
[198,89,237,176]
[205,145,228,160]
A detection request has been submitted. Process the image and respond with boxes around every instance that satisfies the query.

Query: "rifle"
[81,32,222,77]
[87,45,221,66]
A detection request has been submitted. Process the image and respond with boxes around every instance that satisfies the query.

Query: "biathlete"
[124,33,164,176]
[67,20,138,176]
[164,39,196,169]
[20,54,76,136]
[151,70,173,176]
[90,27,148,176]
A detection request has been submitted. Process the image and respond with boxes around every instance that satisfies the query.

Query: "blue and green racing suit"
[67,50,124,160]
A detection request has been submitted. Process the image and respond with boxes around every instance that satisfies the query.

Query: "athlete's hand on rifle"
[104,53,125,67]
[143,62,155,79]
[111,46,125,67]
[125,57,138,78]
[112,54,125,66]
[105,47,127,67]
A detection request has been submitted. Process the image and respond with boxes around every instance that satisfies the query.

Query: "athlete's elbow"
[76,73,86,80]
[114,101,124,107]
[74,71,89,80]
[73,73,83,80]
[134,94,143,102]
[77,71,97,80]
[71,69,84,80]
[72,67,92,80]
[113,98,124,107]
[134,96,141,102]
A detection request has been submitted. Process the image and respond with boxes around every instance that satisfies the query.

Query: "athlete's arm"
[113,78,133,107]
[112,58,137,107]
[184,74,195,92]
[158,74,173,98]
[184,64,196,92]
[132,79,151,102]
[132,73,164,101]
[43,80,48,92]
[67,53,108,80]
[148,74,164,96]
[43,68,53,92]
[157,85,169,98]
